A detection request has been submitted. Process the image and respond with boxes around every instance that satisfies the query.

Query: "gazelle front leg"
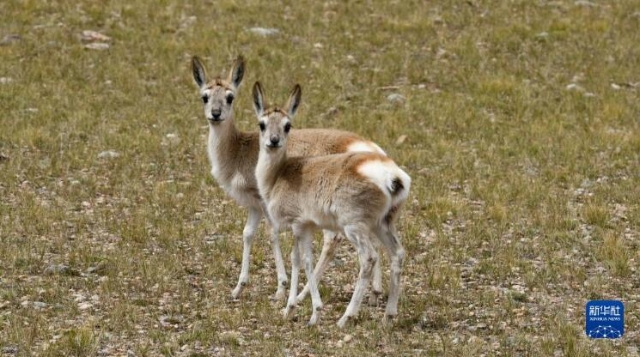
[300,228,323,326]
[269,225,289,301]
[296,230,342,304]
[283,236,301,319]
[232,207,262,299]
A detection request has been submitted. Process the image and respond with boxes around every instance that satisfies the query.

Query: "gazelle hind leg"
[337,225,377,328]
[232,207,262,299]
[375,222,405,321]
[368,255,382,306]
[297,230,342,303]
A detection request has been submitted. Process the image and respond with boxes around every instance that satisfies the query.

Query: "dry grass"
[1,0,639,355]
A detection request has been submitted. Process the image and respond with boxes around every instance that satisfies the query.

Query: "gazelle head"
[191,55,245,124]
[252,81,301,150]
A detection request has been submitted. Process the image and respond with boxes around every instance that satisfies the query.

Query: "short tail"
[386,166,411,207]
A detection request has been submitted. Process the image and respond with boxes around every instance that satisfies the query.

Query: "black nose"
[269,136,280,146]
[211,109,221,119]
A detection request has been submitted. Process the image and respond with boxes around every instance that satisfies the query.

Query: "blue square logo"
[586,300,624,339]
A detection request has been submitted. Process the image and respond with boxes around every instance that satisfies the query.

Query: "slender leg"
[231,207,262,299]
[268,223,288,301]
[376,223,405,322]
[300,228,323,326]
[369,253,383,306]
[337,225,377,328]
[283,236,301,319]
[296,230,342,303]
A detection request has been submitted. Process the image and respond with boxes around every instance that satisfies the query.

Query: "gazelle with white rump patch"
[191,55,385,301]
[253,82,410,327]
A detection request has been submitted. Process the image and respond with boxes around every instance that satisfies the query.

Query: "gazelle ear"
[191,56,207,89]
[285,84,302,118]
[252,81,265,118]
[229,55,245,90]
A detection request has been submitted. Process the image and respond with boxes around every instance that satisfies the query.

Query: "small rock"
[44,264,70,275]
[566,83,584,91]
[0,34,21,46]
[81,30,111,42]
[162,133,180,146]
[535,32,549,39]
[33,301,47,309]
[87,261,108,275]
[159,315,183,327]
[386,93,406,104]
[343,334,353,343]
[0,77,13,84]
[322,106,339,118]
[248,27,279,37]
[97,150,120,159]
[395,135,408,146]
[78,302,93,310]
[204,234,224,244]
[84,43,110,50]
[313,42,324,49]
[574,0,597,7]
[1,345,18,354]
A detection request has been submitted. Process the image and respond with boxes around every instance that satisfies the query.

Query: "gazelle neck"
[256,142,287,199]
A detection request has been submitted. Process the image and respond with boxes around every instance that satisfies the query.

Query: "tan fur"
[253,82,409,327]
[192,56,383,301]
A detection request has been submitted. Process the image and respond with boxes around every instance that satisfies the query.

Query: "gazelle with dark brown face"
[253,82,410,327]
[191,56,386,301]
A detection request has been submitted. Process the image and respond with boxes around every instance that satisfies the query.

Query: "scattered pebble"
[1,345,18,354]
[84,42,110,50]
[162,133,180,146]
[204,234,225,244]
[535,32,549,39]
[78,302,93,310]
[33,301,47,309]
[574,0,597,7]
[565,83,584,91]
[43,264,71,275]
[81,30,111,42]
[395,135,408,146]
[87,261,108,275]
[97,150,120,159]
[0,34,21,46]
[0,77,13,84]
[248,27,279,37]
[386,93,406,104]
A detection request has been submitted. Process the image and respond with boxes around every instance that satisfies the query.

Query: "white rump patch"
[347,141,387,156]
[357,159,411,206]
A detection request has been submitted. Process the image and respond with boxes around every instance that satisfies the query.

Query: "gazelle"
[252,82,410,327]
[191,55,385,301]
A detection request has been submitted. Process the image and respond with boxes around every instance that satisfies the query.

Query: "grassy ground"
[1,0,639,355]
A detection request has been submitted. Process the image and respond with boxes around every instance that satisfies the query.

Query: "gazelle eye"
[226,94,234,104]
[259,122,266,132]
[202,95,209,104]
[284,122,291,133]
